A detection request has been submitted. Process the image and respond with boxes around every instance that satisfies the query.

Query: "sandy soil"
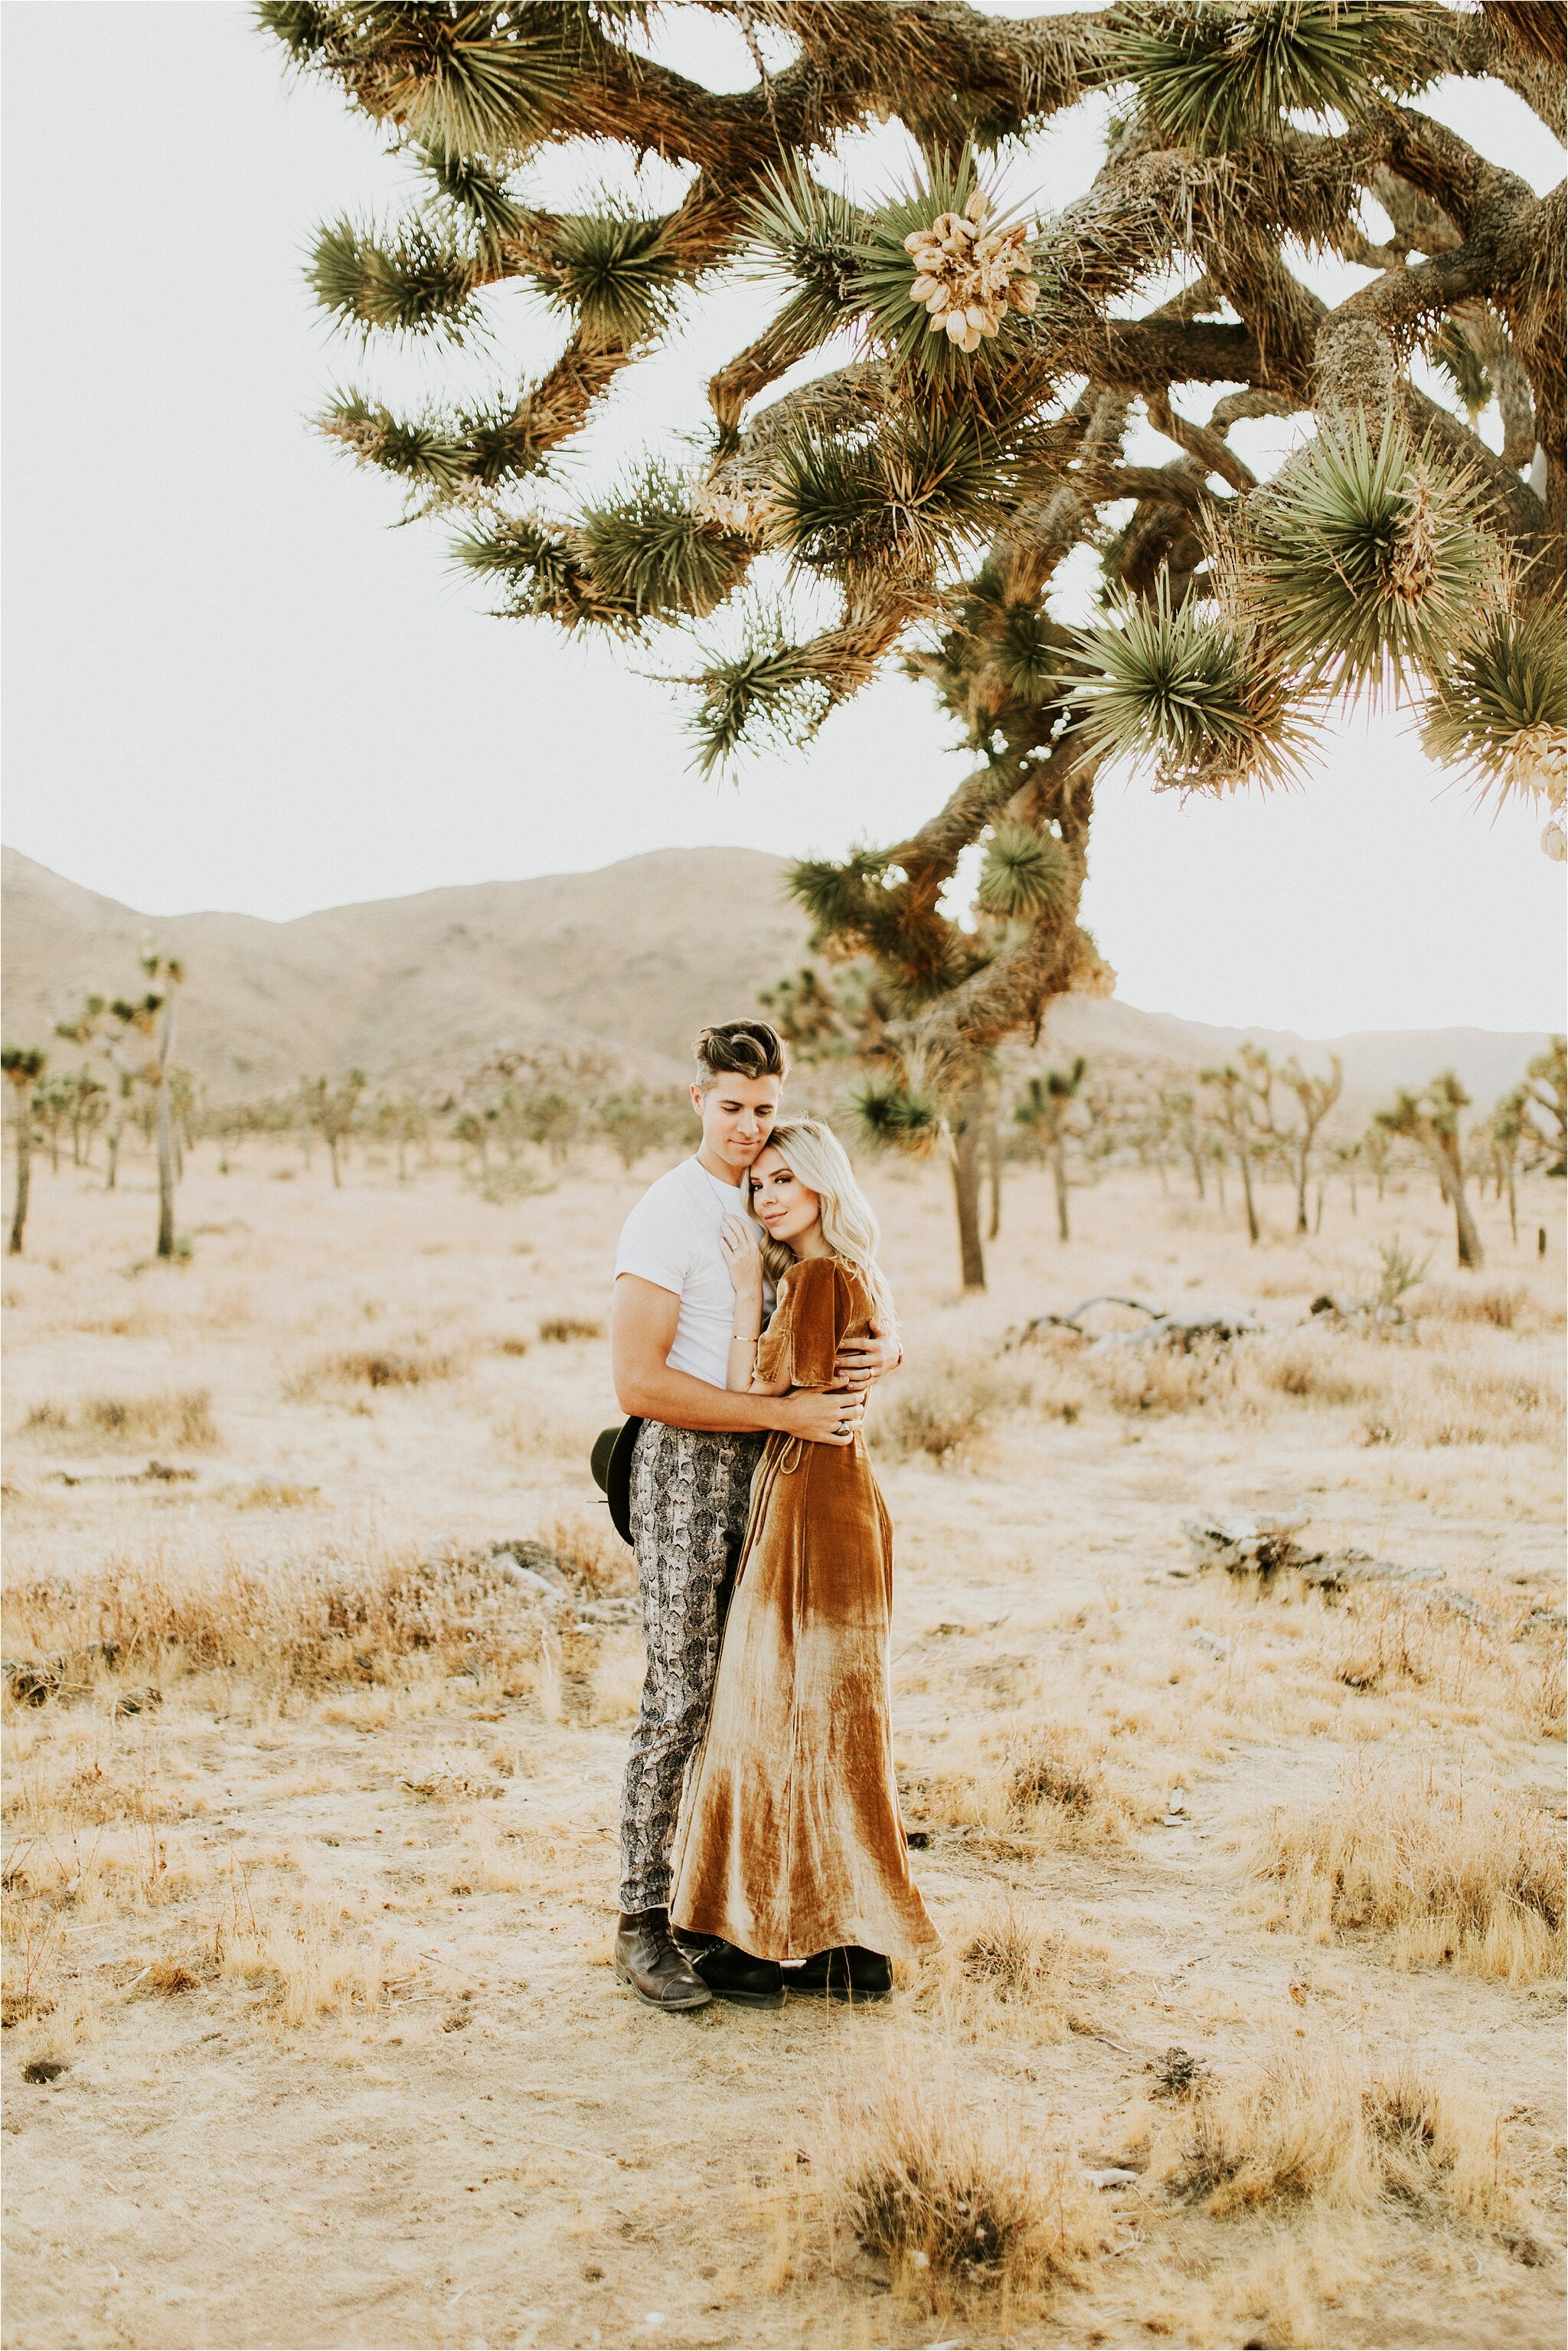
[2,1138,1563,2349]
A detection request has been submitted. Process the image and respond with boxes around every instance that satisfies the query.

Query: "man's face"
[690,1072,781,1175]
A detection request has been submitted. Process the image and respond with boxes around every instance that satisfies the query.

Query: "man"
[609,1018,900,2013]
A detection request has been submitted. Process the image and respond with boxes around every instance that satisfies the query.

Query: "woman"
[669,1119,936,1999]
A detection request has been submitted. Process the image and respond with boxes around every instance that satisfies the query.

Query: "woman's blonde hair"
[750,1118,894,1324]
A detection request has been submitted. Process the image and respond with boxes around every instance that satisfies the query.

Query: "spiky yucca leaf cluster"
[975,825,1074,919]
[1103,1,1439,153]
[534,208,684,345]
[740,162,864,351]
[311,215,482,341]
[1238,420,1496,704]
[458,464,746,633]
[685,608,833,779]
[847,1072,942,1155]
[325,388,556,501]
[260,2,581,162]
[1419,601,1568,815]
[1070,586,1310,792]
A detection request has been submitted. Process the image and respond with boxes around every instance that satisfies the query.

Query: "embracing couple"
[604,1018,936,2013]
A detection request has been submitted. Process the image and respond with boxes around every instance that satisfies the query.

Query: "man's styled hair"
[693,1020,789,1093]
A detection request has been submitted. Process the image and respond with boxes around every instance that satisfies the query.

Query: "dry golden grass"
[0,1534,586,1696]
[1246,1768,1566,1984]
[1161,2037,1529,2234]
[21,1387,218,1450]
[877,1352,1032,1461]
[816,2043,1104,2301]
[2,1145,1560,2350]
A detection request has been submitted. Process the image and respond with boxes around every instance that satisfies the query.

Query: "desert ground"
[2,1134,1563,2351]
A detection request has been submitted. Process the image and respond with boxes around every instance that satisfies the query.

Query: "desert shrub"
[1247,1334,1365,1406]
[1417,1281,1532,1331]
[318,1347,456,1389]
[1166,2041,1524,2229]
[1325,1588,1498,1706]
[538,1315,603,1344]
[536,1510,635,1597]
[22,1389,217,1450]
[1,1537,567,1698]
[823,2047,1101,2296]
[879,1355,1030,1461]
[1087,1340,1220,1416]
[1362,1356,1563,1448]
[1001,1724,1135,1848]
[1246,1771,1564,1984]
[1009,1729,1102,1815]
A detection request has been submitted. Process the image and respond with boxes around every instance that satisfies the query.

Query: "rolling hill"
[2,845,1550,1108]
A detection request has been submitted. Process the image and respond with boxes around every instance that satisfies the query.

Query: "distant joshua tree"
[1202,1063,1262,1244]
[1377,1070,1485,1268]
[1014,1056,1087,1242]
[1519,1036,1566,1175]
[2,1046,47,1256]
[299,1070,368,1187]
[57,948,186,1256]
[1488,1087,1525,1242]
[1280,1054,1344,1233]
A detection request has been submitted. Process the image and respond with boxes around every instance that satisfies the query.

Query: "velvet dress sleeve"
[755,1257,844,1390]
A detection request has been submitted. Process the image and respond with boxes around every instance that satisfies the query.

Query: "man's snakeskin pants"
[617,1419,766,1915]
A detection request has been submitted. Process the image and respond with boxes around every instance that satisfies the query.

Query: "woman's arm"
[720,1214,786,1393]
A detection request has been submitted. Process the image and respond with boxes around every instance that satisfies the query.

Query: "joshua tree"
[1361,1118,1395,1201]
[299,1070,368,1187]
[1161,1082,1210,1200]
[1280,1053,1344,1232]
[1377,1069,1485,1267]
[597,1086,684,1172]
[1328,1132,1364,1215]
[56,953,186,1255]
[1203,1062,1261,1243]
[1489,1086,1524,1241]
[1519,1035,1566,1174]
[1015,1056,1088,1241]
[264,0,1566,1153]
[371,1090,430,1179]
[2,1047,46,1256]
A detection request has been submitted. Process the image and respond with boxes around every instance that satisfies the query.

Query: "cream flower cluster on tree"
[903,190,1037,354]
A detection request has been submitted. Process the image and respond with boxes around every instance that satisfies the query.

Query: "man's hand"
[778,1388,865,1446]
[832,1318,902,1393]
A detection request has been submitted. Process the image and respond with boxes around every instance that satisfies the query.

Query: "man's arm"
[835,1319,902,1392]
[612,1275,862,1444]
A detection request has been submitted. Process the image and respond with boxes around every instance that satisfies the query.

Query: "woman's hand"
[719,1212,765,1301]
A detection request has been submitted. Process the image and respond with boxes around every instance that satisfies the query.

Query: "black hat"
[590,1416,642,1549]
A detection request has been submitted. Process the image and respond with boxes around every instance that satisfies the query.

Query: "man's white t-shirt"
[615,1156,772,1391]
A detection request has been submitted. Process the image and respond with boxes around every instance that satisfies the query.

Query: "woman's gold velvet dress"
[670,1255,937,1964]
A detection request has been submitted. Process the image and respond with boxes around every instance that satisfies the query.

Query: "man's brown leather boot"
[614,1908,713,2011]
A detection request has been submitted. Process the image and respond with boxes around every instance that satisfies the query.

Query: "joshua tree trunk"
[154,997,178,1259]
[328,1136,342,1189]
[1436,1146,1485,1269]
[985,1115,1002,1242]
[106,1112,123,1191]
[1238,1146,1260,1246]
[950,1091,986,1291]
[8,1105,32,1256]
[1187,1146,1206,1201]
[1294,1148,1310,1234]
[1050,1138,1070,1242]
[1506,1164,1518,1243]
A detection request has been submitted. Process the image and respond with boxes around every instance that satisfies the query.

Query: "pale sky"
[3,1,1563,1038]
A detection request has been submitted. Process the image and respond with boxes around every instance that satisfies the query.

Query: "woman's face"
[749,1147,822,1249]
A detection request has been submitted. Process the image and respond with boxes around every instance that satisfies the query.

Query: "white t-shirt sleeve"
[614,1185,692,1297]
